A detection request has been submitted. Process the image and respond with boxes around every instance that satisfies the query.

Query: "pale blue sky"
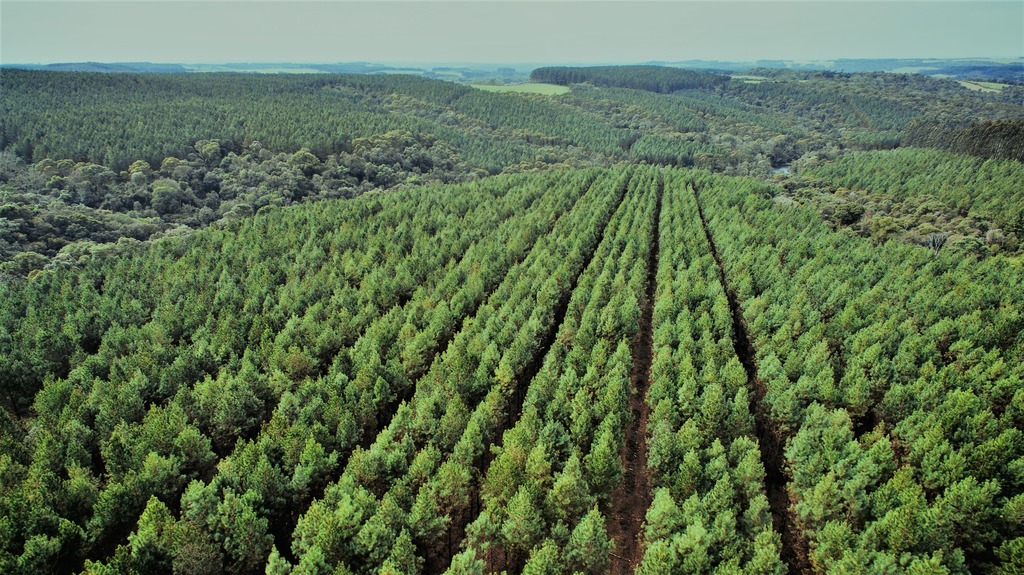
[2,1,1021,64]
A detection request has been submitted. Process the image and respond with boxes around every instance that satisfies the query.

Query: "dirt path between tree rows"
[429,173,632,575]
[692,183,812,575]
[606,175,662,575]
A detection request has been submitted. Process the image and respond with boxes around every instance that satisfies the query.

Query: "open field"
[470,82,571,95]
[958,80,1007,92]
[731,74,769,83]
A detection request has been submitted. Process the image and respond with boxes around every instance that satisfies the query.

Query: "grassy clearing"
[959,80,1006,93]
[731,74,769,84]
[470,82,571,95]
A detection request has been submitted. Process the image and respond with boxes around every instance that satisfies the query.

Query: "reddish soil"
[606,178,661,575]
[692,184,812,575]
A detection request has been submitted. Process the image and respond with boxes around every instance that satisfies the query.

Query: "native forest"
[1,63,1024,575]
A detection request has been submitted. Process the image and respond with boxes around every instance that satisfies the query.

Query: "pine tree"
[502,485,544,557]
[565,507,612,575]
[644,488,683,543]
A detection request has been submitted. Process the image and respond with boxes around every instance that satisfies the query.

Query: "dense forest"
[3,66,1022,275]
[530,67,729,93]
[902,119,1024,163]
[1,165,1022,574]
[1,64,1024,574]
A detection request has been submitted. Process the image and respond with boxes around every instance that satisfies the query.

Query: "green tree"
[644,488,683,543]
[215,489,273,575]
[546,453,594,524]
[522,540,564,575]
[584,419,622,498]
[502,485,544,558]
[565,507,612,575]
[128,496,176,574]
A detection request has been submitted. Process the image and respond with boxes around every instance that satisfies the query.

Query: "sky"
[1,1,1021,65]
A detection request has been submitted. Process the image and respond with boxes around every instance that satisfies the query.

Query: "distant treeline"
[530,65,728,93]
[2,62,190,74]
[0,69,627,172]
[903,119,1024,163]
[935,63,1024,83]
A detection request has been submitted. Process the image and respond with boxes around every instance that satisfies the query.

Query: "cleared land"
[470,82,571,95]
[959,80,1006,92]
[731,74,769,84]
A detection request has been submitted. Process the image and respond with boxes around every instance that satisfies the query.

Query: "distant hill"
[651,57,1024,83]
[4,59,1022,83]
[4,61,189,73]
[0,61,533,82]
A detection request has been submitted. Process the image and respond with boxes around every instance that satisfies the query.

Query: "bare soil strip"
[691,184,812,575]
[606,175,661,575]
